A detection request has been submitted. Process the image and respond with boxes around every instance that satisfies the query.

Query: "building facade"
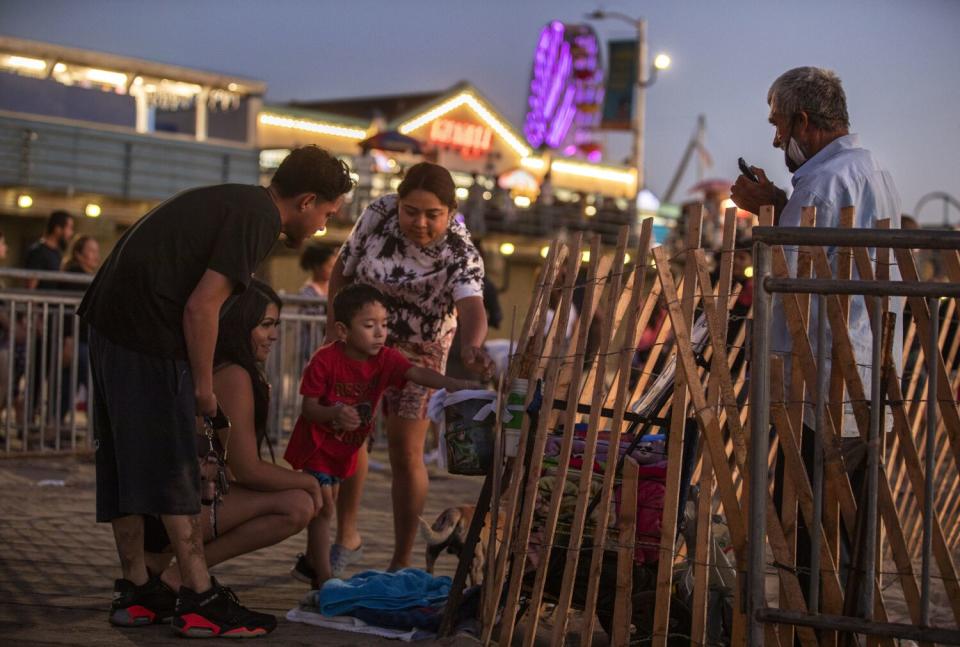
[0,36,264,264]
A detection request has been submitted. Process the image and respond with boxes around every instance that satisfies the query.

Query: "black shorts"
[90,328,201,522]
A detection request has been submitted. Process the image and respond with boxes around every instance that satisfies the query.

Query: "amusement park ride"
[524,21,606,162]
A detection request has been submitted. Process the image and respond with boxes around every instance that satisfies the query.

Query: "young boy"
[284,283,475,588]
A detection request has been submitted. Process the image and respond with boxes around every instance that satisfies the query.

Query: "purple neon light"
[546,85,576,147]
[543,42,571,119]
[525,23,567,148]
[524,22,604,156]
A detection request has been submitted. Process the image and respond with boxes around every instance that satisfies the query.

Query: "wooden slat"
[518,235,602,647]
[612,458,640,647]
[931,298,960,544]
[599,220,655,411]
[852,248,960,624]
[770,357,847,622]
[651,207,703,647]
[823,207,855,644]
[655,244,816,647]
[547,230,628,645]
[780,206,815,642]
[481,372,507,622]
[885,334,960,624]
[496,233,585,646]
[893,248,960,492]
[552,251,615,427]
[579,227,653,645]
[770,243,859,532]
[691,207,752,644]
[924,250,960,548]
[905,297,954,552]
[480,241,566,645]
[810,246,924,626]
[652,245,747,549]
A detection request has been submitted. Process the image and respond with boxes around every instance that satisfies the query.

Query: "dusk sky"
[3,0,958,223]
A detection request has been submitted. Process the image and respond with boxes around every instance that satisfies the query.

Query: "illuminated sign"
[524,22,604,158]
[428,118,493,158]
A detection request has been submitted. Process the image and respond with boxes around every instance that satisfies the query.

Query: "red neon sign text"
[428,118,493,158]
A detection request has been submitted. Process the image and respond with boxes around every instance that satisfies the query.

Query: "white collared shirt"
[772,134,902,436]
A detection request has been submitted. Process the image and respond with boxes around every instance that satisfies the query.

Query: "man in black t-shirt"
[23,210,74,289]
[79,146,354,637]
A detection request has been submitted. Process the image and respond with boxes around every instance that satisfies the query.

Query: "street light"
[586,9,670,206]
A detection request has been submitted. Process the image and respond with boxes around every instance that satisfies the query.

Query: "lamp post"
[586,10,670,211]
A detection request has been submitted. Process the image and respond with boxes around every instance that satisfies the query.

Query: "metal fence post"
[749,240,773,645]
[862,295,884,617]
[921,296,939,626]
[810,294,827,614]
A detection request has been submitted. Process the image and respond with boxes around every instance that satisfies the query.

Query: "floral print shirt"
[339,194,485,344]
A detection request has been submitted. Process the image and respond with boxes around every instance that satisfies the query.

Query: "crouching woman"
[144,280,324,589]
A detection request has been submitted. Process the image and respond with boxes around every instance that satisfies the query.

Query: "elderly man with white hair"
[732,65,902,430]
[731,66,902,616]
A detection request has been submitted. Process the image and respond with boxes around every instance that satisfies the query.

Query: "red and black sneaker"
[109,574,177,626]
[172,577,277,638]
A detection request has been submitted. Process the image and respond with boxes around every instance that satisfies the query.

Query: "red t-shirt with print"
[284,341,411,478]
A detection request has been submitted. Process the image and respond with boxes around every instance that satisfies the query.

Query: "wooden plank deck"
[0,449,494,646]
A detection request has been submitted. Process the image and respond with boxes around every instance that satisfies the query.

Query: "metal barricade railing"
[0,268,326,456]
[0,287,90,453]
[749,226,960,645]
[264,295,327,448]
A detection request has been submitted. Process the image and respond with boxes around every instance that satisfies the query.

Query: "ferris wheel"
[523,21,605,160]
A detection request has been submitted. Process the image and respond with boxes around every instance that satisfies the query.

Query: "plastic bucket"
[443,391,497,475]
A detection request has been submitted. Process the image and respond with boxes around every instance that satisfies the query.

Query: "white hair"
[768,66,850,132]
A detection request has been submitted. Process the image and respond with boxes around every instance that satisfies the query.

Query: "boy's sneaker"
[172,577,276,638]
[290,553,316,585]
[109,574,177,626]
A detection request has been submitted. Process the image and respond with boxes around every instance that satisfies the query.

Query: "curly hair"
[271,145,355,203]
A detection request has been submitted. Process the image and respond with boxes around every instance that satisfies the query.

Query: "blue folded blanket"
[348,586,482,633]
[318,569,452,617]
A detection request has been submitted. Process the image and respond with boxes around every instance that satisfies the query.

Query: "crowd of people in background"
[0,210,102,431]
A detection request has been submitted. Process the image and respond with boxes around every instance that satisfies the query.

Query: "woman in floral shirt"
[325,162,493,572]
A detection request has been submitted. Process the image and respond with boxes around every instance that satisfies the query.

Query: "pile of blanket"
[287,569,480,641]
[537,427,668,565]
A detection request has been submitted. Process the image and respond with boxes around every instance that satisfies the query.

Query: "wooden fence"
[438,205,960,646]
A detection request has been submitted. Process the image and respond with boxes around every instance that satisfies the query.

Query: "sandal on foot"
[329,543,363,579]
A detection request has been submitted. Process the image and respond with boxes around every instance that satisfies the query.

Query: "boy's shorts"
[90,328,201,522]
[383,335,451,420]
[305,469,341,486]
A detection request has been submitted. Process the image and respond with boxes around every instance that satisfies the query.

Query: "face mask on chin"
[784,137,807,173]
[782,115,808,173]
